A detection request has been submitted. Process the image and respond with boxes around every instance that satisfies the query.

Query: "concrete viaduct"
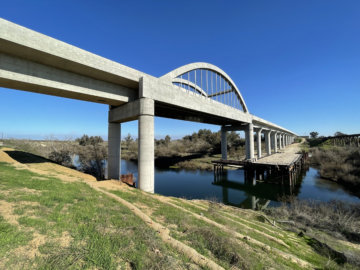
[0,18,297,193]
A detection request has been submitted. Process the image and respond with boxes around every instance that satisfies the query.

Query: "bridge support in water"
[245,123,255,160]
[265,130,272,155]
[221,126,227,160]
[256,128,263,159]
[272,132,278,153]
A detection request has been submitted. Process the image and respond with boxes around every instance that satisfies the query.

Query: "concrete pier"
[138,98,155,193]
[246,123,255,160]
[265,130,271,155]
[221,127,227,160]
[274,132,278,153]
[256,128,262,159]
[108,122,121,179]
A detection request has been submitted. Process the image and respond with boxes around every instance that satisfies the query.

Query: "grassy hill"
[0,147,359,269]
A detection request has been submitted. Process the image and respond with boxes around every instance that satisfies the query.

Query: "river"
[121,159,360,209]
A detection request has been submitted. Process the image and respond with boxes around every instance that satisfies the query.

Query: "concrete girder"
[140,76,252,125]
[109,97,154,123]
[0,18,146,89]
[0,53,135,105]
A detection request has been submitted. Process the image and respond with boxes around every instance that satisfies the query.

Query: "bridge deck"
[254,142,302,166]
[212,142,306,186]
[213,141,303,167]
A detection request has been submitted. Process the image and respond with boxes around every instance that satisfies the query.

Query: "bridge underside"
[155,102,242,126]
[0,18,298,194]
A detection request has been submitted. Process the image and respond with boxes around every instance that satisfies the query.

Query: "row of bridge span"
[220,124,295,161]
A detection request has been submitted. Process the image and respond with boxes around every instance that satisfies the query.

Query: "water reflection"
[213,169,303,209]
[119,159,360,209]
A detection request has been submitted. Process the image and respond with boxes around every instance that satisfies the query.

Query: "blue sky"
[0,0,359,139]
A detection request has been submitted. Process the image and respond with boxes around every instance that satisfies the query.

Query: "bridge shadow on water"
[4,150,54,164]
[213,167,308,209]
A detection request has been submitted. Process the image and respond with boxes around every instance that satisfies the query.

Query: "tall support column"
[245,123,254,160]
[245,132,250,159]
[108,122,121,179]
[138,98,155,193]
[274,132,278,152]
[221,126,227,160]
[278,134,282,149]
[265,131,271,155]
[282,134,285,148]
[256,128,262,159]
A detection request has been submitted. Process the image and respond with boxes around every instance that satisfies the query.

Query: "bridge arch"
[161,62,249,113]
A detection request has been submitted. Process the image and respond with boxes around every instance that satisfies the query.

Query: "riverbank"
[1,138,224,171]
[1,147,359,269]
[308,141,360,197]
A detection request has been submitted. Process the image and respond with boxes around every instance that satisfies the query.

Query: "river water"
[120,160,360,209]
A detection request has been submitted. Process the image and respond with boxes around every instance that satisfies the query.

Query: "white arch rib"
[161,62,249,113]
[172,78,208,97]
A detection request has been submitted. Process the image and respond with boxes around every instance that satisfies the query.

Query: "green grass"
[0,216,32,255]
[110,188,317,269]
[0,162,190,269]
[2,157,359,269]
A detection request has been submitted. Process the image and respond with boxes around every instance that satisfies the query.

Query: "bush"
[48,150,72,167]
[76,135,107,180]
[266,199,360,243]
[310,147,360,191]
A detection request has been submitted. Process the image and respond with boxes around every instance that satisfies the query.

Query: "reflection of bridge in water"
[213,167,308,209]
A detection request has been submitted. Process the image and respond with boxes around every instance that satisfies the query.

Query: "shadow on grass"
[5,150,54,164]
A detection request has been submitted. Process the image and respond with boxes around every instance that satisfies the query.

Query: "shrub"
[310,147,360,191]
[76,135,107,180]
[266,199,360,244]
[48,150,72,167]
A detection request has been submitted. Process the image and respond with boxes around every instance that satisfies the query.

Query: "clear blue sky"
[0,0,359,140]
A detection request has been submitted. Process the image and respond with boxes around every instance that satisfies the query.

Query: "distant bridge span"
[0,18,297,193]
